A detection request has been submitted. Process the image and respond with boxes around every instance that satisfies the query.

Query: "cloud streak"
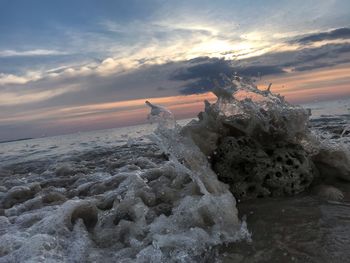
[294,27,350,44]
[0,49,68,57]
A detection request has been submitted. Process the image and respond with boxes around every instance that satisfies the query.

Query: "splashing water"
[145,73,350,258]
[145,96,252,260]
[145,101,176,130]
[0,74,349,263]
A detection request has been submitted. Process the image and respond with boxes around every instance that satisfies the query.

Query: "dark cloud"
[241,42,350,73]
[294,27,350,44]
[293,62,338,72]
[171,58,284,94]
[287,43,350,71]
[170,58,234,94]
[187,56,211,64]
[234,65,285,76]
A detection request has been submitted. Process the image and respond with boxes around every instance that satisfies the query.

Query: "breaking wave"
[0,75,349,262]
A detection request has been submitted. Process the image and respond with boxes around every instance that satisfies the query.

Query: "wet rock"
[180,78,320,200]
[213,136,314,200]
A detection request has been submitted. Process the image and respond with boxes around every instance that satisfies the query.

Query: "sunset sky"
[1,0,350,140]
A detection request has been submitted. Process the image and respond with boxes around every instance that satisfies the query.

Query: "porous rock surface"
[213,136,314,199]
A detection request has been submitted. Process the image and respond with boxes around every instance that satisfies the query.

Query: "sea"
[0,97,349,263]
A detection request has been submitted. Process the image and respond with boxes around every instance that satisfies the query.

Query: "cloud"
[0,72,42,85]
[170,58,285,94]
[0,86,79,106]
[241,41,350,73]
[294,27,350,44]
[2,36,350,110]
[0,26,350,127]
[0,49,68,57]
[2,1,350,140]
[170,58,233,81]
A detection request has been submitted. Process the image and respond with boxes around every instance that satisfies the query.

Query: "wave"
[0,75,349,262]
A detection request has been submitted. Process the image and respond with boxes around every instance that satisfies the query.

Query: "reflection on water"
[220,182,350,263]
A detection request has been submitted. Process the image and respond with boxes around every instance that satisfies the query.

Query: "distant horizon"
[2,92,349,142]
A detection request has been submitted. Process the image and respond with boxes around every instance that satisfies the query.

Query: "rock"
[181,78,319,200]
[212,136,314,200]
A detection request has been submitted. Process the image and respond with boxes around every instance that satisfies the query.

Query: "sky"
[1,0,350,140]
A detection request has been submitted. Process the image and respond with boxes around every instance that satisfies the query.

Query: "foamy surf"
[0,75,349,262]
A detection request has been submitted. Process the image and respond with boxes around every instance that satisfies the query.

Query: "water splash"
[145,100,176,130]
[145,95,251,261]
[146,73,350,204]
[0,74,349,263]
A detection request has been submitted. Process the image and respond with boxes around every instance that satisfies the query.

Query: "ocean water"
[0,92,349,262]
[1,97,349,167]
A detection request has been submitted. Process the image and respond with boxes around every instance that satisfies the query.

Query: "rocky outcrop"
[181,76,349,200]
[213,136,314,200]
